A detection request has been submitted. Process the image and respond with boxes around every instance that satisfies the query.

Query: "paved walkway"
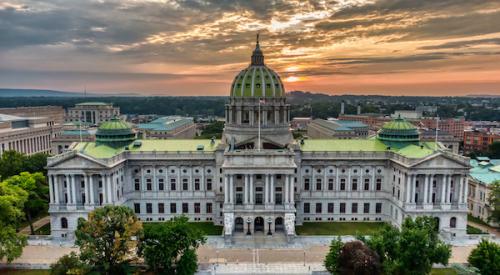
[19,216,50,235]
[468,221,500,238]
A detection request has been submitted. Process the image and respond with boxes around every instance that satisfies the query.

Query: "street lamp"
[267,217,272,235]
[246,217,251,235]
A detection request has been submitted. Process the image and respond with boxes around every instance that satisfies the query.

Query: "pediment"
[410,154,467,169]
[49,154,106,169]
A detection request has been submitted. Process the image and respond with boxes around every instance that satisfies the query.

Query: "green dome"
[96,118,135,145]
[230,34,285,98]
[377,116,419,142]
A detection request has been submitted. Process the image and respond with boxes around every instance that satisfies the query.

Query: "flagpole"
[258,98,261,151]
[435,116,439,150]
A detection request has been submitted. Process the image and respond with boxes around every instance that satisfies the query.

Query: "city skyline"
[1,0,500,96]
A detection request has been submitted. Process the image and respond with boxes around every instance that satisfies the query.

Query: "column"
[463,176,469,204]
[201,168,205,192]
[323,168,327,191]
[371,168,376,191]
[347,168,351,191]
[249,107,254,126]
[265,174,269,204]
[447,175,452,203]
[107,174,113,204]
[285,174,289,203]
[336,167,340,190]
[270,175,275,204]
[289,175,294,204]
[70,174,76,205]
[84,174,89,205]
[405,174,411,203]
[423,174,429,204]
[458,175,463,204]
[54,175,60,204]
[228,107,233,124]
[189,167,193,191]
[224,175,229,204]
[412,175,417,203]
[141,166,146,192]
[244,174,249,204]
[48,175,54,204]
[249,175,254,204]
[89,175,94,206]
[229,175,234,204]
[153,166,157,191]
[441,175,447,204]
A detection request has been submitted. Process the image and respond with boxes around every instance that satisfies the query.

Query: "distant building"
[66,102,120,125]
[420,117,465,139]
[463,130,500,154]
[291,117,312,130]
[0,113,56,156]
[52,128,96,154]
[338,114,391,131]
[136,116,196,139]
[468,157,500,227]
[0,106,65,125]
[420,129,460,154]
[392,110,422,120]
[307,119,368,139]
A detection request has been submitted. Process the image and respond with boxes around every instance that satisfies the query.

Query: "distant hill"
[0,88,91,97]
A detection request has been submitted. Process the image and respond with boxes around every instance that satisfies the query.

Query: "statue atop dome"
[251,33,264,65]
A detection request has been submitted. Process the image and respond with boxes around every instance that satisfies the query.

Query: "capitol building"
[47,37,470,242]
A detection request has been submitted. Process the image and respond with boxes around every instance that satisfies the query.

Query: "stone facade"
[66,102,120,125]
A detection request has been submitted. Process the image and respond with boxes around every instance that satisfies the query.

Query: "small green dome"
[377,116,419,142]
[230,34,285,98]
[96,118,135,145]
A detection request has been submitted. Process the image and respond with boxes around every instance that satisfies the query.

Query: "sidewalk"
[19,216,50,235]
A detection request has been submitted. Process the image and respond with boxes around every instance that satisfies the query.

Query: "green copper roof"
[76,102,111,106]
[230,35,285,98]
[377,116,419,142]
[299,139,437,159]
[96,118,135,145]
[469,159,500,185]
[74,139,221,159]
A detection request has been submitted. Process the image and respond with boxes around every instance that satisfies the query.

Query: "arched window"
[61,217,68,229]
[450,217,457,228]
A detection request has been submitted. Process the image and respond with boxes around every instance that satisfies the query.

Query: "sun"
[285,76,301,82]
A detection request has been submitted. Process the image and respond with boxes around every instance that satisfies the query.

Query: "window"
[340,203,346,213]
[170,179,176,191]
[134,179,140,191]
[206,203,212,214]
[158,203,164,214]
[146,179,152,191]
[304,203,310,213]
[328,203,334,213]
[170,203,177,213]
[304,178,310,190]
[206,178,212,190]
[61,217,68,229]
[376,179,382,191]
[158,179,164,191]
[376,203,382,213]
[352,203,358,213]
[364,179,370,190]
[364,203,370,214]
[340,179,346,190]
[182,203,189,213]
[194,203,201,214]
[316,203,322,214]
[146,203,152,214]
[316,179,322,190]
[183,179,188,190]
[134,203,141,214]
[450,217,457,228]
[328,179,334,190]
[194,178,200,190]
[352,179,358,191]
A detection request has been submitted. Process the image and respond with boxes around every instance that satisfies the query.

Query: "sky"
[1,0,500,96]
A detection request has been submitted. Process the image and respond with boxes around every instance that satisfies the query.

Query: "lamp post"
[267,217,272,235]
[246,217,251,235]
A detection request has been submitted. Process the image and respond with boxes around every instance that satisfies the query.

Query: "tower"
[223,34,292,150]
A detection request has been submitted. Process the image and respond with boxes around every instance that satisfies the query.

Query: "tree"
[4,172,48,234]
[489,141,500,158]
[362,216,451,275]
[75,205,143,274]
[488,181,500,224]
[23,153,49,176]
[140,216,206,275]
[324,237,343,274]
[50,252,89,275]
[0,179,29,262]
[0,150,25,181]
[468,239,500,275]
[337,241,381,275]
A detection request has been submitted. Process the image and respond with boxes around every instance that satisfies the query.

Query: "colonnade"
[225,104,290,127]
[403,173,468,206]
[1,133,51,156]
[224,174,294,205]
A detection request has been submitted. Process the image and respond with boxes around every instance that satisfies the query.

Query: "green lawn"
[467,225,486,234]
[467,214,490,227]
[430,268,458,275]
[144,222,222,235]
[33,223,51,235]
[295,222,386,235]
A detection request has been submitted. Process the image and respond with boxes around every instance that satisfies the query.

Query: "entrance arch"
[235,217,244,232]
[275,217,284,232]
[254,217,264,232]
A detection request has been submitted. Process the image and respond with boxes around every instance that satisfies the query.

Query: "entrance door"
[275,217,284,232]
[254,217,264,232]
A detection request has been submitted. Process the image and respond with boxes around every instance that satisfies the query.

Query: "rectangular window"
[328,179,334,190]
[194,178,200,191]
[376,179,382,191]
[146,178,152,191]
[340,203,346,213]
[328,203,334,213]
[134,203,140,214]
[194,203,200,214]
[206,178,212,190]
[304,178,310,191]
[352,203,358,214]
[158,203,164,214]
[170,178,176,191]
[364,179,370,190]
[182,179,188,190]
[170,203,177,214]
[304,203,310,213]
[146,203,152,214]
[340,179,346,190]
[352,179,358,191]
[316,203,322,214]
[376,203,382,213]
[158,179,164,191]
[364,203,370,214]
[182,203,189,213]
[206,203,212,214]
[134,179,140,191]
[316,179,322,191]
